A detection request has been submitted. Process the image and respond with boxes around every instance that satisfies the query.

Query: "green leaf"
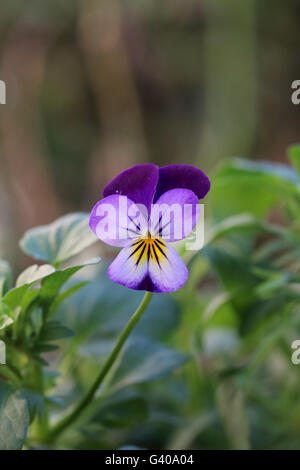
[57,265,179,342]
[49,281,88,315]
[39,321,74,341]
[0,316,13,330]
[0,259,12,296]
[0,381,29,450]
[40,267,82,306]
[3,285,28,314]
[34,343,59,353]
[19,213,97,266]
[30,307,43,334]
[21,290,40,314]
[203,246,258,296]
[211,158,300,220]
[254,272,291,298]
[111,336,188,390]
[90,390,148,428]
[32,355,49,366]
[206,214,284,245]
[21,389,45,422]
[287,143,300,174]
[39,258,100,312]
[0,300,14,330]
[202,292,232,323]
[16,264,55,287]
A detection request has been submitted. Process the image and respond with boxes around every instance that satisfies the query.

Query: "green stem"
[45,291,153,443]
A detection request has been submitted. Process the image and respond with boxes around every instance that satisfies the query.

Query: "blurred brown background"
[0,0,300,269]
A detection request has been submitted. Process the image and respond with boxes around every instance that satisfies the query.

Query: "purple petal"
[103,164,159,213]
[107,238,188,293]
[108,241,148,289]
[149,188,200,242]
[154,164,210,202]
[148,240,188,293]
[89,195,148,247]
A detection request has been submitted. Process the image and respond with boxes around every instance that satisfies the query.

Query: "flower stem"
[45,291,153,443]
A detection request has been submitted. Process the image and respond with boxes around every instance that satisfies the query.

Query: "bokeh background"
[2,1,300,451]
[1,0,300,270]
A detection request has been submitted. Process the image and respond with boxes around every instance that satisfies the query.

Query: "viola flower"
[89,164,210,293]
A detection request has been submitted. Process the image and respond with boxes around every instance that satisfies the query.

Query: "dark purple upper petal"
[103,164,159,213]
[153,164,210,202]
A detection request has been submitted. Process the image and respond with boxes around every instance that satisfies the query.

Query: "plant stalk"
[44,291,153,443]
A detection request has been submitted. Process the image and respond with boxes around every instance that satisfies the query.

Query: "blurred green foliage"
[1,149,300,449]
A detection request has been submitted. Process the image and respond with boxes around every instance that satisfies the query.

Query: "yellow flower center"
[129,235,167,267]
